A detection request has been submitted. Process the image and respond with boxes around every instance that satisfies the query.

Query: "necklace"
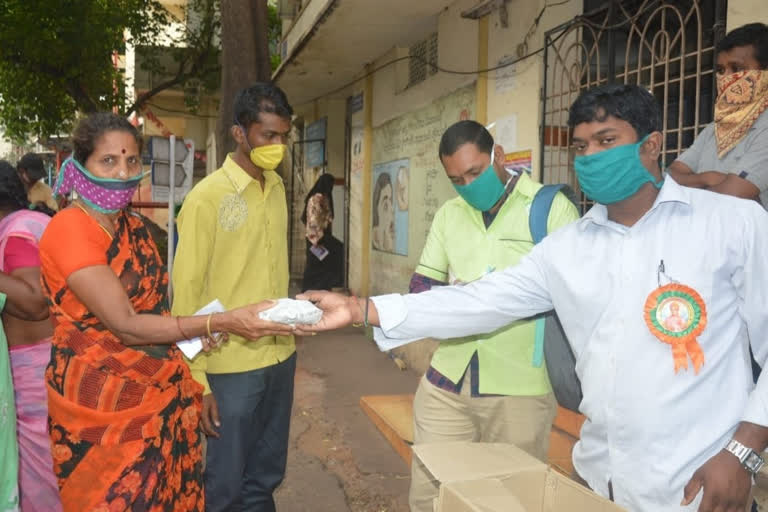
[74,201,114,240]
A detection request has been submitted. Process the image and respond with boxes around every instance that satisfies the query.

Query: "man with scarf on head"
[668,23,768,205]
[297,84,768,512]
[669,23,768,383]
[172,83,296,512]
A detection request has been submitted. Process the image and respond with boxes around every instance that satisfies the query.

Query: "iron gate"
[540,0,727,212]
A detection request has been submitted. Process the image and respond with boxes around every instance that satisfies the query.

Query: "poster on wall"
[504,149,532,175]
[305,117,327,168]
[350,125,364,177]
[372,159,409,256]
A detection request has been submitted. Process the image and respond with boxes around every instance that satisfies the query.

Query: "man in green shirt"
[407,120,580,511]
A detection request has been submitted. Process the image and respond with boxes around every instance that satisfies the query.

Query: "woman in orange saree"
[39,113,294,512]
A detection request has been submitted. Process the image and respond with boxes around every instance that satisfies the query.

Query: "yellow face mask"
[249,143,286,171]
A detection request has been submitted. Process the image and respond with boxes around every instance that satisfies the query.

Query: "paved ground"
[275,327,420,512]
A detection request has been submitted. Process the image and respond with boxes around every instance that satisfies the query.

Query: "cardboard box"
[413,442,626,512]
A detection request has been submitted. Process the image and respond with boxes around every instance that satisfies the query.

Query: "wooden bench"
[360,394,585,472]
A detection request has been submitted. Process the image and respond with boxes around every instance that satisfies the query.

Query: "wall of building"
[368,84,475,294]
[370,0,478,128]
[485,0,583,181]
[727,0,768,31]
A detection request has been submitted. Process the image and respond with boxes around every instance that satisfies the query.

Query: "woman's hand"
[220,300,296,340]
[200,332,229,352]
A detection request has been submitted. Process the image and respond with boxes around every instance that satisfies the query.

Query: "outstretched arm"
[299,248,553,344]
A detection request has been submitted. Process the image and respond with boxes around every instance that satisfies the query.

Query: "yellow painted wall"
[727,0,768,30]
[370,0,479,128]
[486,0,582,181]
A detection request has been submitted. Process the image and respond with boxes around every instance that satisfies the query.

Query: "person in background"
[172,82,297,512]
[668,23,768,204]
[298,84,768,512]
[301,173,344,291]
[40,112,292,511]
[668,22,768,383]
[17,153,58,212]
[0,160,59,511]
[406,121,579,511]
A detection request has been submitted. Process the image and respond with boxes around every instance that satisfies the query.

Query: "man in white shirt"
[298,84,768,511]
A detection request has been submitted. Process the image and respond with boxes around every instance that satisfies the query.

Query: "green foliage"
[0,0,221,142]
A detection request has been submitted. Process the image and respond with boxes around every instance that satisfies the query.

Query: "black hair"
[372,172,392,227]
[716,23,768,69]
[233,82,293,129]
[567,84,662,139]
[72,112,142,164]
[438,120,494,160]
[0,160,31,212]
[17,153,46,182]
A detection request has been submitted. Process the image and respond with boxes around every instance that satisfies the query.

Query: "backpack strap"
[529,184,564,368]
[529,184,565,244]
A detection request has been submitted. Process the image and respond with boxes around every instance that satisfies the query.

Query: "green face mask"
[574,135,662,204]
[453,164,507,211]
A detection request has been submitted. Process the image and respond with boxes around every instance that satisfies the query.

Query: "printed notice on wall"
[494,114,518,150]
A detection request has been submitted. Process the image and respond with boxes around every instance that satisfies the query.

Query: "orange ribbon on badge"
[644,283,707,374]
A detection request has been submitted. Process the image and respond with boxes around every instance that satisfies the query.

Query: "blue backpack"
[529,184,583,412]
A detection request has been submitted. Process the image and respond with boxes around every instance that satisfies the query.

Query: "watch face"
[745,451,765,472]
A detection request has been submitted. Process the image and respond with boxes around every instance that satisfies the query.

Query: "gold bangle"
[350,295,364,327]
[206,313,214,340]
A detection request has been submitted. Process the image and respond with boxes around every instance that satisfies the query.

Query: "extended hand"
[682,449,751,511]
[225,300,296,339]
[295,290,357,332]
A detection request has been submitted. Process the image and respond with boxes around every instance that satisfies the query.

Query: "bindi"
[121,148,126,154]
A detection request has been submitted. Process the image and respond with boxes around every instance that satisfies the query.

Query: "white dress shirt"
[372,178,768,511]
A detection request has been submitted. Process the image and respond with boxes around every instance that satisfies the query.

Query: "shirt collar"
[578,175,691,230]
[222,153,282,194]
[509,172,538,201]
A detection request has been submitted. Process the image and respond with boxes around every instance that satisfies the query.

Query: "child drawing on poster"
[372,159,409,255]
[372,172,395,252]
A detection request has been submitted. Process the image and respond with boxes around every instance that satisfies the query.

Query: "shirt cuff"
[190,368,212,395]
[371,294,409,346]
[414,264,448,282]
[741,384,768,428]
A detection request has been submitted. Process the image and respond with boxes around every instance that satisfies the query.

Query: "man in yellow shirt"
[172,83,294,512]
[407,121,579,511]
[17,153,58,212]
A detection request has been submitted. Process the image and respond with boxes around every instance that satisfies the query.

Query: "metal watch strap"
[726,439,765,474]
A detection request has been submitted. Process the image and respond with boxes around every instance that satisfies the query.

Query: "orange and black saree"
[40,209,203,512]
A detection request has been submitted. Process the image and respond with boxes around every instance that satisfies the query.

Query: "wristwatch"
[725,439,765,475]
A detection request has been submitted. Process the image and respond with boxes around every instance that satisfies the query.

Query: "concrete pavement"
[275,327,420,512]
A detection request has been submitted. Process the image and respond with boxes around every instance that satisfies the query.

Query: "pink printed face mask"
[54,157,146,213]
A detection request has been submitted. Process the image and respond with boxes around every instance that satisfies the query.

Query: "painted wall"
[347,98,366,294]
[368,84,475,295]
[485,0,583,181]
[370,0,479,128]
[727,0,768,31]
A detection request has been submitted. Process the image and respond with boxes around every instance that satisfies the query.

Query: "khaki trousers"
[409,373,557,512]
